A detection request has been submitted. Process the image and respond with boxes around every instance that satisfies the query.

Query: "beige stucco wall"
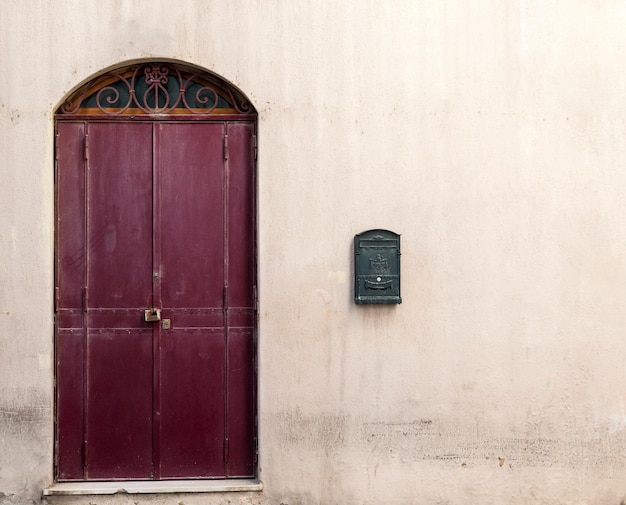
[2,1,626,504]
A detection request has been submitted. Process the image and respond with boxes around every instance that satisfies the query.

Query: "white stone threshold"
[43,479,263,496]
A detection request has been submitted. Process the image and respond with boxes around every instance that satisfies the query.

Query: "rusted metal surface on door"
[55,118,256,480]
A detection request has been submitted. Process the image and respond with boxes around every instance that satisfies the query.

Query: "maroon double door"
[55,120,256,480]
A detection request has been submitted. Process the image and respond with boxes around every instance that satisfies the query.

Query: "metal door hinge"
[224,437,230,464]
[252,134,257,160]
[224,135,229,160]
[84,132,89,160]
[223,284,230,312]
[82,286,89,312]
[55,131,60,160]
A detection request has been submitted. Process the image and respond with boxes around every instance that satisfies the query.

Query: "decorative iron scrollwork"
[59,62,254,115]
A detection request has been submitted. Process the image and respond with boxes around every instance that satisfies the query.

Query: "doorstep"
[42,479,263,496]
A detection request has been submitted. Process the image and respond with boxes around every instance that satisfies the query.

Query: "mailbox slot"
[354,229,401,304]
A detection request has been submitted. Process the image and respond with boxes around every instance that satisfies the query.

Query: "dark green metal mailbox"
[354,229,401,304]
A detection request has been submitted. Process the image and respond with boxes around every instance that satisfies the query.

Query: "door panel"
[157,123,227,478]
[85,122,154,479]
[56,122,86,480]
[87,123,154,310]
[226,123,255,311]
[56,122,86,310]
[158,330,225,477]
[158,123,225,309]
[226,329,255,476]
[85,329,154,479]
[56,328,84,480]
[225,123,256,476]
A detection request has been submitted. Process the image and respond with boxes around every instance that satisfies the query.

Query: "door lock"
[144,308,161,322]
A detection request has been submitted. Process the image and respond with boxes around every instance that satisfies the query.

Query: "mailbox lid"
[354,229,401,304]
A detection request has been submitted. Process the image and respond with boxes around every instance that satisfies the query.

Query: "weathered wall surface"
[2,1,626,504]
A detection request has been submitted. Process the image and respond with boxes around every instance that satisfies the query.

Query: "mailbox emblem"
[354,229,401,304]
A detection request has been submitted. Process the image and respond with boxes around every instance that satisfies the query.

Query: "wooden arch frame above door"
[54,61,257,482]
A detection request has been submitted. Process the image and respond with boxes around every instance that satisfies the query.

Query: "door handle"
[144,308,161,322]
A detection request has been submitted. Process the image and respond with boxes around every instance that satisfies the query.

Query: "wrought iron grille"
[58,62,254,115]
